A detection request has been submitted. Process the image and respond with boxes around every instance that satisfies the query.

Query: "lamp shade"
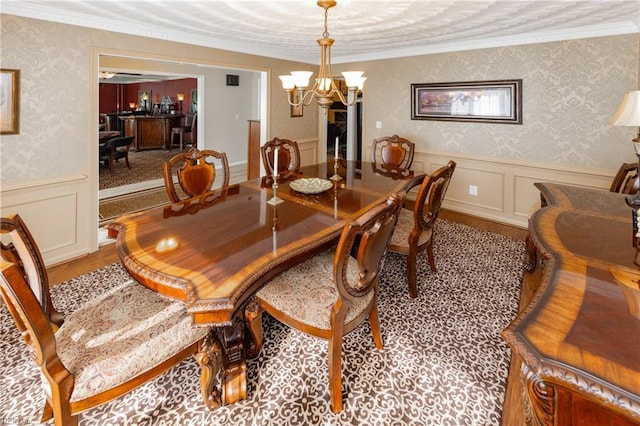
[611,90,640,126]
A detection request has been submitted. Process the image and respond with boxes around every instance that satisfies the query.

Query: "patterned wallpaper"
[1,13,638,187]
[351,34,639,170]
[0,14,318,185]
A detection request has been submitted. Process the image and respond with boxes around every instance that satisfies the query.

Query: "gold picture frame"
[1,69,20,134]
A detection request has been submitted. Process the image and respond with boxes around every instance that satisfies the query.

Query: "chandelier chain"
[323,6,330,39]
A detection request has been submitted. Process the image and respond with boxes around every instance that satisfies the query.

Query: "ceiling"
[3,0,640,65]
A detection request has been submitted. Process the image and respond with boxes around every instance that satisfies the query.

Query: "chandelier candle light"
[279,0,366,112]
[611,90,640,208]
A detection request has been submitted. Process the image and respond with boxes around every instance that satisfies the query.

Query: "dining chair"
[0,214,208,426]
[388,160,456,298]
[169,112,197,151]
[371,135,415,170]
[163,147,230,203]
[260,137,301,176]
[610,161,638,194]
[98,136,135,173]
[245,195,401,413]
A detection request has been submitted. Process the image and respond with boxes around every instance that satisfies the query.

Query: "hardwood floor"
[47,209,527,286]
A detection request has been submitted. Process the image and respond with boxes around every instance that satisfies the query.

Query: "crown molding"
[3,1,639,66]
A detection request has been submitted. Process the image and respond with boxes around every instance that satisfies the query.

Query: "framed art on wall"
[411,79,522,124]
[138,90,152,113]
[1,69,20,134]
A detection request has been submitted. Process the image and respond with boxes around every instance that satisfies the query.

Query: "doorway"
[95,52,267,248]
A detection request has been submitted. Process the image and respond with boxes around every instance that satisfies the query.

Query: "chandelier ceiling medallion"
[279,0,366,112]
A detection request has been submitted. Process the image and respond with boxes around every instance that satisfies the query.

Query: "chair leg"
[109,151,115,173]
[368,301,384,350]
[41,400,53,423]
[427,242,437,272]
[328,330,344,414]
[124,154,131,169]
[407,248,418,298]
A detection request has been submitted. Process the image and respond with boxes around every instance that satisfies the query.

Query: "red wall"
[99,78,197,113]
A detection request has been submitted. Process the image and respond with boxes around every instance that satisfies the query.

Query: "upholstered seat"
[58,280,206,402]
[163,147,230,203]
[246,196,401,413]
[388,160,456,298]
[0,214,208,425]
[255,252,370,330]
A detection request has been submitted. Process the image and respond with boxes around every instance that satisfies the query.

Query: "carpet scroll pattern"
[0,220,525,425]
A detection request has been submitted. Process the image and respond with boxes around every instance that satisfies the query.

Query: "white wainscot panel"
[299,137,319,167]
[0,176,91,266]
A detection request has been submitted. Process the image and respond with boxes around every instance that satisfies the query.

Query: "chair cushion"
[256,250,373,331]
[389,207,432,248]
[55,280,207,402]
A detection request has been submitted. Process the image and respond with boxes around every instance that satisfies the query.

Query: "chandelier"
[279,0,366,112]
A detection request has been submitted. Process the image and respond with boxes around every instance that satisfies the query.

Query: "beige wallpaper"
[0,14,319,186]
[345,34,639,171]
[1,13,638,188]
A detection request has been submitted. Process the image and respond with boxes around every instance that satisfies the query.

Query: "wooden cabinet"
[120,115,183,151]
[501,183,640,425]
[247,120,260,180]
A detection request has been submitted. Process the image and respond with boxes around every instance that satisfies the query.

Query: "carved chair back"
[335,195,401,299]
[260,137,301,176]
[163,147,230,203]
[371,135,415,170]
[610,162,638,194]
[414,160,456,233]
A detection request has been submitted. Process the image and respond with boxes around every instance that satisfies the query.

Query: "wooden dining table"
[107,160,422,409]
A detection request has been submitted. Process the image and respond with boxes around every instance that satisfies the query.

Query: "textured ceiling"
[3,0,640,64]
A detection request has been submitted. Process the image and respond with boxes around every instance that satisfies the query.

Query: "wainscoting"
[0,174,94,266]
[1,139,615,266]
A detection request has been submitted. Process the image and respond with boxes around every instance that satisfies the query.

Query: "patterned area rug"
[99,148,182,190]
[0,220,524,425]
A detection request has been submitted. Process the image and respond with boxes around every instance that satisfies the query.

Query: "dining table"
[107,159,422,409]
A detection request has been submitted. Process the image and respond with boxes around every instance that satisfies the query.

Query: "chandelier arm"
[301,90,317,106]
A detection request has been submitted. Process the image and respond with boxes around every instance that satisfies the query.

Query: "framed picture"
[1,69,20,134]
[411,79,522,124]
[138,90,152,113]
[291,91,303,118]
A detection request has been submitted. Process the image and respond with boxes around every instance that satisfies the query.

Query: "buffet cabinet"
[120,114,183,151]
[501,183,640,426]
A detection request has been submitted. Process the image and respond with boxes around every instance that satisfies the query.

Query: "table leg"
[195,317,247,409]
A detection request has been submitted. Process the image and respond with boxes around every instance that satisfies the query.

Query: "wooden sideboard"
[502,183,640,425]
[120,114,183,151]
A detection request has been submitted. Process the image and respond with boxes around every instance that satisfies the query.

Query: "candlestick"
[273,147,279,177]
[268,147,284,205]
